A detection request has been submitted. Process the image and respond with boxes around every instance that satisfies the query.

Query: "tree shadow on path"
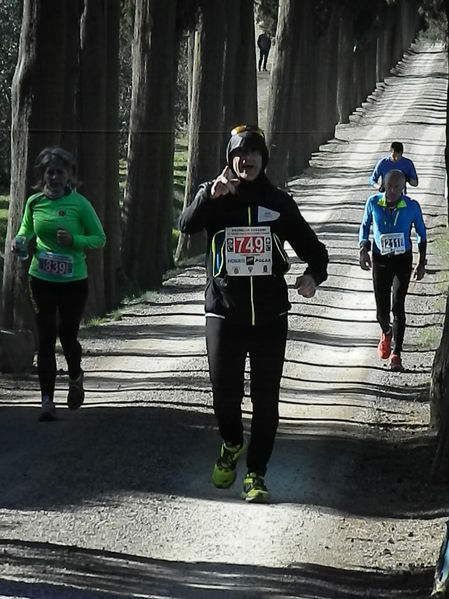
[0,406,447,520]
[0,539,435,598]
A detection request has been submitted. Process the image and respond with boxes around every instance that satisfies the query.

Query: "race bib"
[38,252,73,277]
[379,232,405,256]
[225,226,272,276]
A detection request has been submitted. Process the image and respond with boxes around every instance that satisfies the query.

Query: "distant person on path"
[359,169,426,372]
[257,31,271,71]
[179,125,328,503]
[369,141,418,193]
[12,147,106,422]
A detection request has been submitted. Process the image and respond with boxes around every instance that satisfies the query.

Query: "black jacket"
[179,173,328,325]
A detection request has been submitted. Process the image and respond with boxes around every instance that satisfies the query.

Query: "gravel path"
[0,38,447,599]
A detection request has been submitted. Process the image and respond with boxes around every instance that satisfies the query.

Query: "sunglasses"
[231,125,265,138]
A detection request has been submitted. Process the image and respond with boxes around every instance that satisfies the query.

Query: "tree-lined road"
[0,39,447,598]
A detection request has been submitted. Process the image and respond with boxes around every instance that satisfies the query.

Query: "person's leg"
[57,279,88,380]
[30,277,58,401]
[372,255,394,334]
[206,317,247,446]
[391,253,413,356]
[247,315,288,476]
[258,50,263,71]
[263,50,269,70]
[206,317,248,488]
[57,279,88,409]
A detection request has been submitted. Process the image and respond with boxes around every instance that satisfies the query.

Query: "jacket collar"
[377,195,406,209]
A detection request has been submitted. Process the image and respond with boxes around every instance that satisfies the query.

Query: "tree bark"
[78,0,121,315]
[336,7,354,125]
[175,0,227,261]
[2,0,76,330]
[220,0,258,165]
[103,1,123,311]
[78,0,107,317]
[122,0,178,290]
[430,0,449,483]
[265,0,299,187]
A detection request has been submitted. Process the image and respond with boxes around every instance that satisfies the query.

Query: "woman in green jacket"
[12,147,106,421]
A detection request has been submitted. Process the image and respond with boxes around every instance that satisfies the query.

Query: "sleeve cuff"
[359,240,371,251]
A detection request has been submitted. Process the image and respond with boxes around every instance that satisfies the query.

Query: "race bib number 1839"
[38,252,73,277]
[225,226,272,276]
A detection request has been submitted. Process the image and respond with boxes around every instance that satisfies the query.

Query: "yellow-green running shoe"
[212,440,246,488]
[241,472,269,503]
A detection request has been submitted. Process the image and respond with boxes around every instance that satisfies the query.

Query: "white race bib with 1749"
[225,226,272,276]
[379,232,405,255]
[38,251,73,277]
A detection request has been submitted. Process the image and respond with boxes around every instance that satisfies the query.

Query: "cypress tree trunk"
[220,0,258,165]
[78,0,122,315]
[430,294,449,482]
[336,7,354,125]
[78,0,108,316]
[122,0,178,290]
[430,0,449,482]
[265,0,298,187]
[103,1,123,310]
[2,0,75,330]
[175,0,227,261]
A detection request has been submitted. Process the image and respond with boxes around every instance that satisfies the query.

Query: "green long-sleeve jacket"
[17,190,106,283]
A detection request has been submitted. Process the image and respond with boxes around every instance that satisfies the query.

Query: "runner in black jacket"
[179,125,328,502]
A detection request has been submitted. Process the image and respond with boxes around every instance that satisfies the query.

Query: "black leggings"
[372,252,413,356]
[258,49,269,70]
[206,315,288,476]
[30,277,88,399]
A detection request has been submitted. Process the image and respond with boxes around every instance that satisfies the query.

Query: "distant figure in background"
[257,32,271,72]
[369,141,418,193]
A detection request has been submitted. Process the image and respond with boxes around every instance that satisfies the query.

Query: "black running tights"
[30,277,88,399]
[372,252,413,356]
[205,315,288,476]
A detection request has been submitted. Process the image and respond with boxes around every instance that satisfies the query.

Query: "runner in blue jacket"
[369,141,418,193]
[359,169,426,372]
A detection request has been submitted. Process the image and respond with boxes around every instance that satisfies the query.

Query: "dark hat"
[226,125,269,170]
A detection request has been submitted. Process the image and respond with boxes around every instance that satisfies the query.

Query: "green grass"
[173,136,188,228]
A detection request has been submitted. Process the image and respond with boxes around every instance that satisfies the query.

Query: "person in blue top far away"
[369,141,418,193]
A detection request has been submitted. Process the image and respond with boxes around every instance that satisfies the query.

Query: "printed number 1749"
[234,235,264,254]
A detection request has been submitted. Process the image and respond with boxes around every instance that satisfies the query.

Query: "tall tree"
[220,0,258,165]
[265,0,313,186]
[175,0,228,261]
[429,0,449,481]
[0,0,21,187]
[121,0,178,290]
[175,0,258,261]
[78,0,121,315]
[2,0,79,330]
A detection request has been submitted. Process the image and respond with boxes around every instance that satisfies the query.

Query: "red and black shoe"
[389,353,404,372]
[378,331,392,359]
